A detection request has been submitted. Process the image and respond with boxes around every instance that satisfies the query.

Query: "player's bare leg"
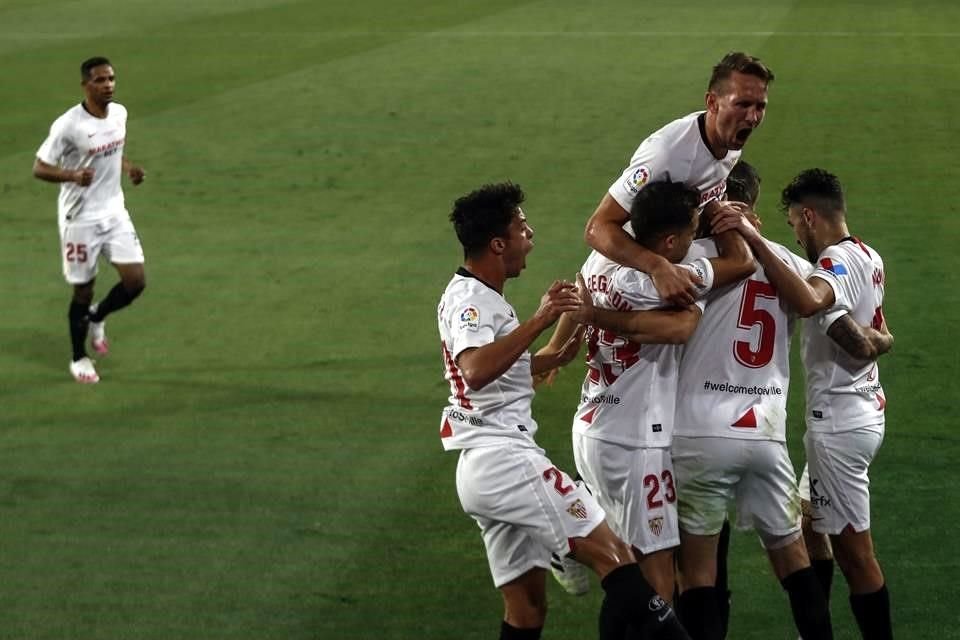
[68,280,99,383]
[830,527,892,639]
[498,568,548,637]
[637,546,677,602]
[766,535,833,640]
[676,531,723,639]
[573,521,691,640]
[87,261,146,354]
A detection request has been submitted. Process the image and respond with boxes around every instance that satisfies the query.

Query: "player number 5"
[734,279,777,369]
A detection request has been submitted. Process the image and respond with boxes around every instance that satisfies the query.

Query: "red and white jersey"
[802,238,887,433]
[573,250,713,448]
[437,268,539,451]
[675,239,813,442]
[37,102,129,225]
[608,112,740,213]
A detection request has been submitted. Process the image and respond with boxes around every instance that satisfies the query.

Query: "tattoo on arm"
[827,315,885,359]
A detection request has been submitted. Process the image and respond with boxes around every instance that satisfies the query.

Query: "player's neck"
[82,99,108,119]
[701,113,727,160]
[462,258,505,294]
[816,222,852,254]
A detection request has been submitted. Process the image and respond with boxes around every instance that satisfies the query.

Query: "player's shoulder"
[764,239,811,275]
[50,103,85,129]
[686,237,718,260]
[109,102,128,119]
[442,272,502,311]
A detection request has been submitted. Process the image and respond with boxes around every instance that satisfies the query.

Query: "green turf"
[1,0,958,638]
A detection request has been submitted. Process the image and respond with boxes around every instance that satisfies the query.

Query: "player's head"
[780,168,846,262]
[705,52,774,153]
[630,181,701,263]
[81,56,115,106]
[726,159,761,208]
[450,182,533,277]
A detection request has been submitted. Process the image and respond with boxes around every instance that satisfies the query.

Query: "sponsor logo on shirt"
[623,165,651,195]
[459,306,480,331]
[699,181,727,205]
[818,258,848,275]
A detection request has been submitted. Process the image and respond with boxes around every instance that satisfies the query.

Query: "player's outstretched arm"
[827,314,894,360]
[570,273,701,344]
[457,281,580,390]
[585,194,698,306]
[713,212,834,317]
[33,158,93,185]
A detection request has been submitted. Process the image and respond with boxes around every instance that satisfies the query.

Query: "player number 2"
[734,279,777,369]
[542,467,574,496]
[643,470,676,509]
[65,243,88,263]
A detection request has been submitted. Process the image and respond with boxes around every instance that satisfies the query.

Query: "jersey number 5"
[734,279,777,368]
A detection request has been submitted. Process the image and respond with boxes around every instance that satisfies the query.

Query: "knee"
[124,274,146,298]
[72,284,95,305]
[504,594,547,628]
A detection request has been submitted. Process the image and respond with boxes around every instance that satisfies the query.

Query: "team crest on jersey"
[566,499,588,520]
[459,306,480,331]
[648,516,664,536]
[623,165,651,195]
[819,258,848,275]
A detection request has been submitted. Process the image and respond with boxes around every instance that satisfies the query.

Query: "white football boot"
[69,357,99,384]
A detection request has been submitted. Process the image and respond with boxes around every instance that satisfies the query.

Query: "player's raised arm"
[703,203,755,288]
[585,194,699,306]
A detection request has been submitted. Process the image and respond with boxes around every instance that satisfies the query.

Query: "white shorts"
[455,444,605,588]
[572,433,679,555]
[798,463,811,502]
[673,436,801,541]
[59,212,144,285]
[804,426,884,535]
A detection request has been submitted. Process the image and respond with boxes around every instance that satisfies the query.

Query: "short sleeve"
[609,268,663,310]
[447,296,498,359]
[607,136,673,212]
[809,247,858,334]
[36,116,70,165]
[683,256,715,304]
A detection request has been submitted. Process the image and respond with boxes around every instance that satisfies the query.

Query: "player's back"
[802,237,886,433]
[676,238,811,442]
[437,270,538,451]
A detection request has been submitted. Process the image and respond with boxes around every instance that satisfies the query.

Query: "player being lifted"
[714,169,894,639]
[34,56,147,383]
[437,182,690,640]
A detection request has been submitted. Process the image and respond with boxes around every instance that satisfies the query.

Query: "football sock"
[781,567,833,640]
[716,520,732,637]
[499,621,542,639]
[813,558,835,602]
[68,301,90,361]
[678,586,723,640]
[850,584,892,640]
[89,281,143,322]
[599,564,690,640]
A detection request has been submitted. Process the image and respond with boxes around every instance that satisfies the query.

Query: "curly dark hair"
[81,56,112,80]
[780,169,845,217]
[450,182,525,258]
[708,52,775,93]
[726,160,761,207]
[630,181,700,248]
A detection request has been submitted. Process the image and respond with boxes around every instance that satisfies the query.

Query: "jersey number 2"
[734,279,777,368]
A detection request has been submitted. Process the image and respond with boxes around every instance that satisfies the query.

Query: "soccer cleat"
[550,551,590,596]
[69,357,100,384]
[88,306,109,355]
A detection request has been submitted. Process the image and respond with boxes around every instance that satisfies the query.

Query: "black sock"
[781,567,833,640]
[678,586,723,640]
[68,301,90,361]
[813,558,835,602]
[599,564,690,640]
[850,584,892,640]
[89,282,142,322]
[716,520,732,637]
[499,620,542,639]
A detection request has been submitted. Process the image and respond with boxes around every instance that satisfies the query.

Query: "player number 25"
[65,242,89,263]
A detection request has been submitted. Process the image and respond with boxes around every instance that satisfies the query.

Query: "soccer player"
[714,169,894,639]
[567,180,754,605]
[438,182,690,640]
[585,52,773,306]
[673,160,834,640]
[33,56,147,384]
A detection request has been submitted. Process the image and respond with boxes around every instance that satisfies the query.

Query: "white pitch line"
[1,31,959,39]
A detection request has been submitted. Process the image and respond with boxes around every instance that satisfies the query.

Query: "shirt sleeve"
[809,246,857,334]
[683,256,715,306]
[607,135,676,213]
[447,293,498,359]
[36,116,70,165]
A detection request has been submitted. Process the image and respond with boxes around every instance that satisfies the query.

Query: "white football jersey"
[573,250,713,448]
[802,238,887,432]
[37,102,129,225]
[675,238,813,441]
[608,112,740,213]
[437,268,539,451]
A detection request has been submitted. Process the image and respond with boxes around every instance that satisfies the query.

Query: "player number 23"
[643,470,676,509]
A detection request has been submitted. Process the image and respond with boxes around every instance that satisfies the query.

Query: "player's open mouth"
[735,128,752,143]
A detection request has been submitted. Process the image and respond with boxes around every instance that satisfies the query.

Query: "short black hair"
[630,181,700,248]
[708,52,774,93]
[780,168,845,218]
[726,160,761,207]
[81,57,112,81]
[450,182,525,258]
